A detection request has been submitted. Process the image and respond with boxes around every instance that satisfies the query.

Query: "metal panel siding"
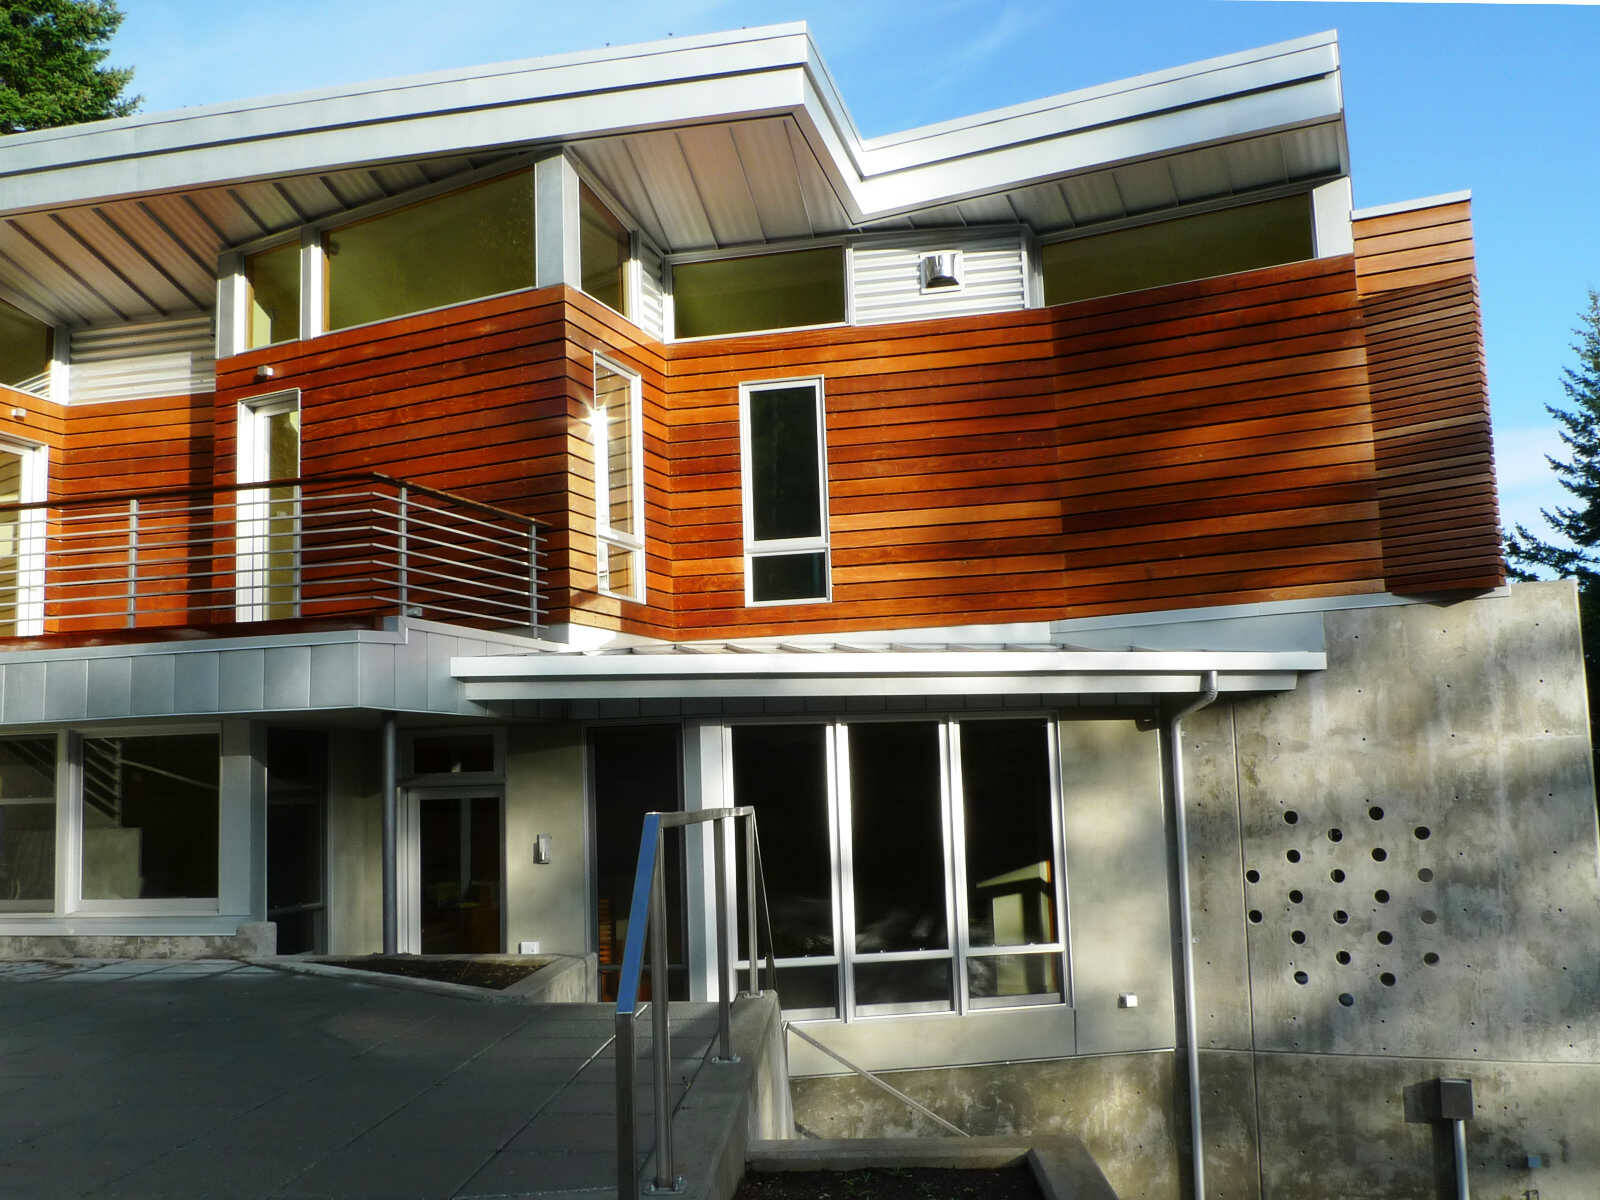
[86,657,133,719]
[69,315,216,404]
[850,229,1029,325]
[636,236,667,340]
[174,651,221,713]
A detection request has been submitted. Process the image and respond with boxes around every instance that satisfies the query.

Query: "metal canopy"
[450,640,1327,702]
[0,23,1347,327]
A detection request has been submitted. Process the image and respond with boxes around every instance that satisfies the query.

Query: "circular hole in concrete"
[1414,826,1431,840]
[1423,952,1440,966]
[1330,869,1346,883]
[1245,869,1260,884]
[1289,890,1304,904]
[1339,993,1355,1007]
[1249,910,1263,924]
[1292,930,1307,944]
[1294,971,1309,985]
[1369,805,1385,821]
[1334,910,1349,924]
[1420,910,1438,925]
[1286,849,1302,864]
[1336,950,1352,965]
[1374,890,1390,904]
[1284,810,1300,825]
[1327,828,1343,843]
[1377,930,1394,946]
[1380,972,1397,987]
[1418,868,1434,883]
[1372,847,1388,863]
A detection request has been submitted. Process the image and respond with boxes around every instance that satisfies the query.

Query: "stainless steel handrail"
[614,807,779,1198]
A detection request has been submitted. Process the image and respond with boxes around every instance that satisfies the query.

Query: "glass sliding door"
[0,441,44,636]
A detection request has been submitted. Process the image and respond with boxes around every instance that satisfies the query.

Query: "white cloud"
[1494,423,1570,543]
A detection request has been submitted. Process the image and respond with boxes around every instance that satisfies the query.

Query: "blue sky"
[109,1,1599,544]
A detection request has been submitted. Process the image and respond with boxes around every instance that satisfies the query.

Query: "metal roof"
[450,639,1327,702]
[0,24,1347,327]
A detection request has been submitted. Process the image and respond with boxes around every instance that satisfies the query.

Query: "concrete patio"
[0,960,724,1199]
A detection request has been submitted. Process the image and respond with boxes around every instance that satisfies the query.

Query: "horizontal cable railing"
[0,473,543,637]
[614,807,779,1198]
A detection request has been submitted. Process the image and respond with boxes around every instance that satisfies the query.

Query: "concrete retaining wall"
[0,921,276,960]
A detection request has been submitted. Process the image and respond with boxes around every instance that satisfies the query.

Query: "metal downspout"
[1169,669,1219,1199]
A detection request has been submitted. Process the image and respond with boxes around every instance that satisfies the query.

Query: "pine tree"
[1505,289,1600,753]
[0,0,138,134]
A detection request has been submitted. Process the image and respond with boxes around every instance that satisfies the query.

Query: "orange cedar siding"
[1354,198,1503,593]
[648,254,1387,639]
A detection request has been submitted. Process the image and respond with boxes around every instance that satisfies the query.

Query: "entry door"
[0,440,45,636]
[236,393,300,621]
[415,791,504,954]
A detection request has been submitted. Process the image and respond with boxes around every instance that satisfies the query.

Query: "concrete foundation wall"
[504,722,589,957]
[795,582,1600,1199]
[0,922,276,961]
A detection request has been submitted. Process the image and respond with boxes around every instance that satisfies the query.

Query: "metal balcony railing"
[0,473,543,637]
[614,807,778,1198]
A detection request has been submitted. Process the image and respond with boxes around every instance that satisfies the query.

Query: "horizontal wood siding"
[217,287,578,626]
[1355,199,1503,593]
[654,255,1387,638]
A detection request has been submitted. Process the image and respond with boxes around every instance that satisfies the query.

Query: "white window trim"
[739,377,831,606]
[235,390,300,622]
[591,356,645,603]
[723,713,1071,1024]
[0,436,48,636]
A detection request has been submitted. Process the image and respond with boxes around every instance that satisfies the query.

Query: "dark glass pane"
[672,247,845,338]
[245,241,300,347]
[731,724,832,959]
[81,734,219,900]
[267,729,326,796]
[854,959,952,1011]
[412,734,496,776]
[849,722,947,952]
[326,171,533,331]
[961,719,1057,947]
[968,953,1062,1002]
[0,299,52,391]
[419,794,502,954]
[749,386,822,543]
[1041,193,1313,307]
[774,964,838,1017]
[0,803,54,906]
[273,909,319,956]
[0,736,56,798]
[751,552,827,603]
[591,725,687,1000]
[580,184,630,313]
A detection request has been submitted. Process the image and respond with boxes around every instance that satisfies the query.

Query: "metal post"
[648,841,679,1193]
[616,1012,638,1199]
[713,817,735,1063]
[381,714,398,955]
[125,497,139,628]
[1452,1119,1470,1200]
[397,485,409,616]
[743,816,758,996]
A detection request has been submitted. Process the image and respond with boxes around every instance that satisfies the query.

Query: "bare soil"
[320,956,541,990]
[735,1165,1044,1200]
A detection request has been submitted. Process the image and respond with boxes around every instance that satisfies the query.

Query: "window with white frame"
[236,391,301,621]
[731,716,1067,1021]
[741,379,830,605]
[0,729,222,915]
[590,357,644,601]
[0,438,47,637]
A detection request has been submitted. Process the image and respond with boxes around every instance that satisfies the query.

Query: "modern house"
[1,23,1596,1197]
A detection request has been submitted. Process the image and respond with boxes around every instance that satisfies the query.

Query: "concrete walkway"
[0,960,719,1199]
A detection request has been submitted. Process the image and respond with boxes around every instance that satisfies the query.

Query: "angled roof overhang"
[0,23,1347,326]
[450,641,1327,703]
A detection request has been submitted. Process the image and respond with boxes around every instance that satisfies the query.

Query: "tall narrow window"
[237,393,300,621]
[243,241,301,348]
[580,184,631,315]
[591,358,643,601]
[741,379,829,604]
[0,737,57,912]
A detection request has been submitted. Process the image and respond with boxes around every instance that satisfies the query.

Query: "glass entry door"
[417,792,503,954]
[0,441,43,636]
